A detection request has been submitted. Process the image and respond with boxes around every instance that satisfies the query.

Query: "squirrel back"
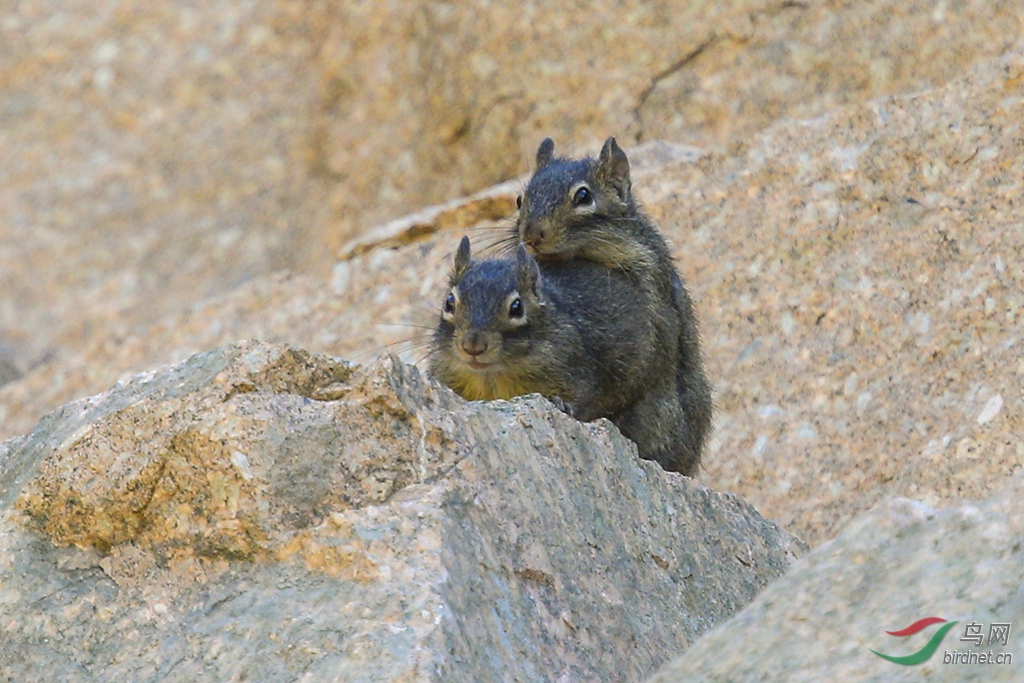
[429,236,670,423]
[514,137,713,474]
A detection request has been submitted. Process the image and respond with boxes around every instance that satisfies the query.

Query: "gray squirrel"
[511,137,712,474]
[430,235,700,475]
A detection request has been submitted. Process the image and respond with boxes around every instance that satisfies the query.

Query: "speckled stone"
[0,341,802,682]
[647,476,1024,682]
[1,0,1018,387]
[5,42,1024,552]
[658,43,1024,546]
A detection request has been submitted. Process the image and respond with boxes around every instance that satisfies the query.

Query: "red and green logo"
[870,617,959,665]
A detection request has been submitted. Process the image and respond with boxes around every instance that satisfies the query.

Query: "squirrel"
[429,236,689,466]
[511,136,712,475]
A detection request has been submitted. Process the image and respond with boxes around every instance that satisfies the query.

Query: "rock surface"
[0,341,804,682]
[2,0,1019,376]
[5,41,1024,550]
[647,476,1024,682]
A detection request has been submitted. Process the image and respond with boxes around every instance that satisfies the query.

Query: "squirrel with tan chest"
[429,236,670,428]
[512,136,713,475]
[429,137,711,476]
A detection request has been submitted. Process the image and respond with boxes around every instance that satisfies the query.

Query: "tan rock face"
[1,0,1019,376]
[0,1,331,357]
[4,21,1024,555]
[16,346,365,558]
[647,476,1024,683]
[636,1,1022,145]
[0,341,803,682]
[663,47,1024,545]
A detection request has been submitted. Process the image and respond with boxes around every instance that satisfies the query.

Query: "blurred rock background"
[2,0,1019,376]
[2,1,1024,549]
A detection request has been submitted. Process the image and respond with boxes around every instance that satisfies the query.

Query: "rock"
[0,349,20,389]
[659,41,1024,546]
[5,39,1024,553]
[646,477,1024,682]
[2,0,1018,381]
[0,341,804,682]
[634,0,1022,146]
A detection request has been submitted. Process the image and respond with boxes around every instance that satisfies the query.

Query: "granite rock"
[0,341,803,682]
[2,0,1019,376]
[647,476,1024,682]
[5,41,1024,551]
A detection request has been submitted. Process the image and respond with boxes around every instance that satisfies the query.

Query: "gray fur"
[430,237,671,433]
[513,137,713,475]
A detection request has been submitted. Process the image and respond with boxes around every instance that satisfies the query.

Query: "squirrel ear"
[515,242,540,291]
[598,136,631,201]
[453,236,471,277]
[536,138,555,169]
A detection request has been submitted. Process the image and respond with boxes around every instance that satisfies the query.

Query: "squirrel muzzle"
[460,330,489,358]
[455,329,506,370]
[520,220,544,249]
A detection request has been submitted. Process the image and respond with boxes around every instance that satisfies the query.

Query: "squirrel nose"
[461,331,489,357]
[521,221,544,247]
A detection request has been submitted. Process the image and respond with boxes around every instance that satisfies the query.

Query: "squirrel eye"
[508,297,524,318]
[572,186,592,206]
[516,195,523,209]
[444,293,455,314]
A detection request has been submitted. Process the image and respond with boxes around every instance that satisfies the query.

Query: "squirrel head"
[433,237,548,397]
[516,136,635,257]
